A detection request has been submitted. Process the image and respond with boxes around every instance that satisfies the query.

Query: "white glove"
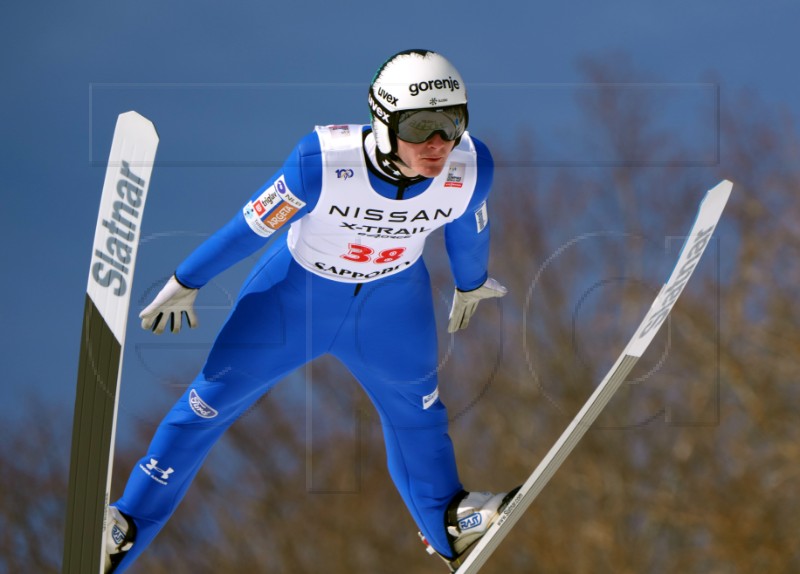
[447,277,507,333]
[140,275,199,334]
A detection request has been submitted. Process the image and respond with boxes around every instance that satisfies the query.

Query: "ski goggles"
[393,104,468,144]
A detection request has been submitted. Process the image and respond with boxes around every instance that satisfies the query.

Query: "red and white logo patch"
[243,175,305,237]
[445,162,465,188]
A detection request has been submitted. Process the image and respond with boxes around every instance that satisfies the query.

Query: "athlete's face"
[395,133,456,178]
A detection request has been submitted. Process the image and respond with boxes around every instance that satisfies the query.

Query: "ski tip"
[710,179,733,198]
[700,179,733,212]
[117,111,160,141]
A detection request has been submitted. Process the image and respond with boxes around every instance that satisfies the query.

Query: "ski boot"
[419,488,520,572]
[104,506,136,573]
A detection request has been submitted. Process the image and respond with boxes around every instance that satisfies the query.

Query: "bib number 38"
[341,244,406,264]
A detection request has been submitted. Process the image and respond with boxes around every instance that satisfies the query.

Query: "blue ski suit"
[113,124,495,568]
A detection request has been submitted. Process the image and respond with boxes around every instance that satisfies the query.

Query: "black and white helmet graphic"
[369,49,469,155]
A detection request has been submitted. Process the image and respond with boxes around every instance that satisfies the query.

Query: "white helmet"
[369,49,469,155]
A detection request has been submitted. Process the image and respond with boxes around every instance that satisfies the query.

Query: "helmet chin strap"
[376,148,409,179]
[365,131,425,183]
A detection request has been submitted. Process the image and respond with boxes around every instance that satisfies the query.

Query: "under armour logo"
[140,458,175,485]
[145,459,174,479]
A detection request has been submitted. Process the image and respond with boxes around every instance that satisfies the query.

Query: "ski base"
[63,296,124,573]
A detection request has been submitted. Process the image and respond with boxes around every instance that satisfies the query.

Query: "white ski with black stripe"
[448,180,733,574]
[63,111,158,574]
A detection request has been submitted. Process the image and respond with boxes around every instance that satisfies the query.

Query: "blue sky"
[2,1,798,442]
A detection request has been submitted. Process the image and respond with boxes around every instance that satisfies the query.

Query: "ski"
[63,112,158,574]
[452,180,733,573]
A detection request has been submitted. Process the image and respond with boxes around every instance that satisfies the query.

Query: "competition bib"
[287,125,479,283]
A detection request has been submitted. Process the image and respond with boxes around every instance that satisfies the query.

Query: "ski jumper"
[113,124,495,568]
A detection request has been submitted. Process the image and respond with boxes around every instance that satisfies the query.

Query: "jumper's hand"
[447,277,507,333]
[140,275,199,334]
